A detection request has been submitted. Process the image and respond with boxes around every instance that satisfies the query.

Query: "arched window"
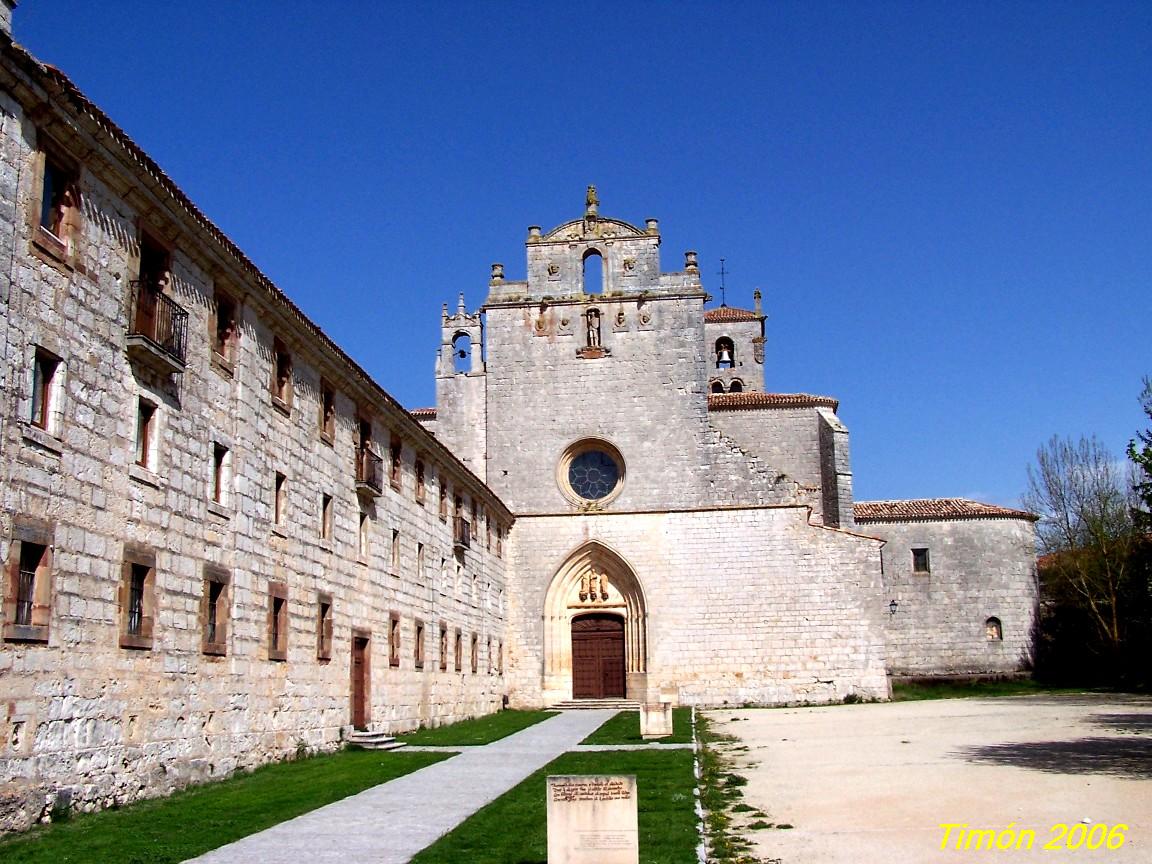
[715,337,735,369]
[452,332,471,374]
[729,379,744,393]
[582,250,604,294]
[985,617,1003,641]
[710,381,725,394]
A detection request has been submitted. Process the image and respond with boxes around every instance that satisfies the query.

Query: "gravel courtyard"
[708,694,1152,863]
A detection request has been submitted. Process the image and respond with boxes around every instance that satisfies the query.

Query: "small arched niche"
[582,249,605,294]
[985,617,1003,641]
[715,337,735,369]
[452,332,471,374]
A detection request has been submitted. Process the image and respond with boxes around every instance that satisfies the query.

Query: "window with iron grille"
[4,525,53,644]
[119,551,155,650]
[201,565,229,656]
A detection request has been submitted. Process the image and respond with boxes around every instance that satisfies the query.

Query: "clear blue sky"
[15,1,1150,507]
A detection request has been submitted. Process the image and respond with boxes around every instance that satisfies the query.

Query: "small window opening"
[391,528,400,574]
[358,510,369,558]
[320,382,336,441]
[320,494,333,540]
[31,349,60,431]
[389,613,401,667]
[414,620,425,669]
[135,399,156,469]
[317,594,333,660]
[390,438,402,490]
[273,472,287,526]
[439,621,449,671]
[213,292,238,362]
[212,443,229,505]
[15,542,47,627]
[715,337,735,369]
[582,250,604,294]
[710,380,724,394]
[729,379,744,393]
[126,563,148,637]
[912,547,930,573]
[415,458,426,504]
[40,155,78,239]
[272,338,293,406]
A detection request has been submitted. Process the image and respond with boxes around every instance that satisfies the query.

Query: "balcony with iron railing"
[356,447,384,497]
[126,279,188,373]
[453,516,471,551]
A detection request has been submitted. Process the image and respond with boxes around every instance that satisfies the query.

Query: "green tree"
[1024,435,1139,657]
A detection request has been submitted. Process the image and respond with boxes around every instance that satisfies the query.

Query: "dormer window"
[715,337,735,369]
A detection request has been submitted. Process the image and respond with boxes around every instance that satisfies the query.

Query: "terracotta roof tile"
[409,407,437,420]
[704,306,760,323]
[707,392,839,411]
[853,498,1037,522]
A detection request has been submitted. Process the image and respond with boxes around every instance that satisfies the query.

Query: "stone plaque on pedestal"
[640,702,673,738]
[547,774,638,864]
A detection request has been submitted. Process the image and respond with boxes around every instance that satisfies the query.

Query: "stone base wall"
[863,517,1038,675]
[505,507,890,709]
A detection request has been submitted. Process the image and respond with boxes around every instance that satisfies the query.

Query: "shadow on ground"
[1086,713,1152,734]
[954,737,1152,779]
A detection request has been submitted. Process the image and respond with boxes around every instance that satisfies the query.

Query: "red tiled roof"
[409,407,437,420]
[704,306,760,323]
[708,392,839,411]
[853,498,1037,522]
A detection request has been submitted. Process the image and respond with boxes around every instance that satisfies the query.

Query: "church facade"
[0,12,1036,831]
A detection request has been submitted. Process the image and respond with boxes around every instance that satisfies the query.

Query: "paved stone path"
[186,709,616,864]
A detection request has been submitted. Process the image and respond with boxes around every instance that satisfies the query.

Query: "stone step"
[549,699,640,711]
[345,731,407,750]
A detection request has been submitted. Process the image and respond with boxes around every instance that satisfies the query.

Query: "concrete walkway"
[186,709,617,864]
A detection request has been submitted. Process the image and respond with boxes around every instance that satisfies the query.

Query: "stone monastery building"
[0,6,1038,829]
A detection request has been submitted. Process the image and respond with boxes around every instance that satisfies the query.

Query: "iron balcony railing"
[454,516,471,550]
[129,279,188,367]
[356,448,384,495]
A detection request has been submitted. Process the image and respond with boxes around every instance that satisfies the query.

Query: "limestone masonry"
[0,9,1037,832]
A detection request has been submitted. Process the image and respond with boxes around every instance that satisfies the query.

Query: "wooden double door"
[571,613,626,699]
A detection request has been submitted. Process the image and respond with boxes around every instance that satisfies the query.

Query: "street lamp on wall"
[888,599,899,616]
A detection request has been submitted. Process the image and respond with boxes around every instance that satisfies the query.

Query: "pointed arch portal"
[542,541,648,702]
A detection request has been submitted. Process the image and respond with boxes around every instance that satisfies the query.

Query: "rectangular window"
[454,628,462,672]
[358,510,370,559]
[320,494,333,540]
[389,438,402,491]
[201,566,230,656]
[416,543,425,583]
[470,633,478,674]
[912,547,931,573]
[3,528,53,644]
[274,472,287,526]
[415,458,426,505]
[439,476,448,521]
[496,526,503,559]
[119,549,155,650]
[486,636,493,674]
[212,442,230,505]
[271,337,293,410]
[317,592,333,660]
[30,349,60,432]
[414,619,425,670]
[439,621,448,671]
[212,291,239,365]
[135,398,156,469]
[39,152,76,239]
[319,380,336,443]
[389,612,401,667]
[486,515,492,551]
[391,528,400,575]
[268,581,288,661]
[497,640,504,674]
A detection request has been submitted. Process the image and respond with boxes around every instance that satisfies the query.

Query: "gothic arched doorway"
[571,613,626,698]
[542,541,647,703]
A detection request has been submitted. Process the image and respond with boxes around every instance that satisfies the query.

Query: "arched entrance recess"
[542,541,648,703]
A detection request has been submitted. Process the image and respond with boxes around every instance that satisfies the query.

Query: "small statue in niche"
[598,573,609,601]
[586,308,601,347]
[579,572,591,602]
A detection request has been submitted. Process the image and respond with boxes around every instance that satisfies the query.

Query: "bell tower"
[434,292,487,479]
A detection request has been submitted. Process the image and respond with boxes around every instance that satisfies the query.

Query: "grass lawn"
[580,707,694,745]
[410,749,698,864]
[395,709,558,746]
[0,749,450,864]
[890,678,1083,701]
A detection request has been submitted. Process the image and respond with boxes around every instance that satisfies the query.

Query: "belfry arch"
[542,541,648,703]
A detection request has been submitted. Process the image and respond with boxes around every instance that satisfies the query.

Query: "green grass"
[890,678,1082,701]
[0,749,450,864]
[580,707,694,745]
[395,709,558,746]
[410,749,698,864]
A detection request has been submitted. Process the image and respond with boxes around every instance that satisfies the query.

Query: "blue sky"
[15,1,1150,506]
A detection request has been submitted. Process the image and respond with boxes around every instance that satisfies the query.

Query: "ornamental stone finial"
[490,263,504,282]
[684,250,699,272]
[754,288,763,316]
[585,185,599,217]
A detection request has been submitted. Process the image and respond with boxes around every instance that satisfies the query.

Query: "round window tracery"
[558,439,625,506]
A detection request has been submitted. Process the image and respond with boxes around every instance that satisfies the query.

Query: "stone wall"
[504,507,891,708]
[861,516,1038,675]
[0,45,509,831]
